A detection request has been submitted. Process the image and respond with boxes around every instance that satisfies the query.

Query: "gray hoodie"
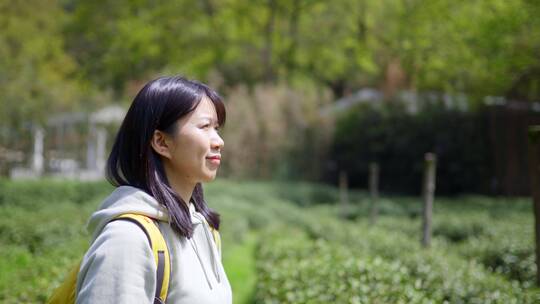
[75,186,232,304]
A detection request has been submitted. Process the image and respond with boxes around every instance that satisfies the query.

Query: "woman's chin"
[202,172,218,182]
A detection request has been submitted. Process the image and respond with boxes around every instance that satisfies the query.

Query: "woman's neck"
[164,167,195,206]
[172,181,195,206]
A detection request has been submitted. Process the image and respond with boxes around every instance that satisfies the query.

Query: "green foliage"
[261,202,536,303]
[310,194,538,290]
[272,181,340,206]
[4,0,540,185]
[59,0,540,99]
[454,213,536,288]
[331,103,492,194]
[0,200,97,303]
[432,217,487,243]
[2,0,540,140]
[0,179,112,207]
[1,179,539,303]
[256,228,426,303]
[0,0,103,131]
[459,237,535,289]
[222,232,258,304]
[255,225,540,303]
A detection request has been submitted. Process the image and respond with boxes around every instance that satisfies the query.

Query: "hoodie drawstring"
[189,211,221,290]
[199,214,221,283]
[188,237,213,290]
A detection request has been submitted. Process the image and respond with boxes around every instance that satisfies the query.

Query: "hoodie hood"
[87,186,169,242]
[87,185,211,240]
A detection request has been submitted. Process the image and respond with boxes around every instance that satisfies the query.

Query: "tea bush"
[0,179,112,208]
[255,227,428,303]
[2,179,539,303]
[0,199,98,303]
[455,214,535,287]
[255,224,540,303]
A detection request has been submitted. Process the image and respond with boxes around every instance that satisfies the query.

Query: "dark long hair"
[106,76,225,238]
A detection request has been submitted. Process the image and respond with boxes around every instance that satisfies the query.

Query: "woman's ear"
[151,130,173,159]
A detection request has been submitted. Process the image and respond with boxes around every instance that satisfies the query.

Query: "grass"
[223,231,258,304]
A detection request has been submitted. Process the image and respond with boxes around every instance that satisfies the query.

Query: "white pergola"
[10,105,126,180]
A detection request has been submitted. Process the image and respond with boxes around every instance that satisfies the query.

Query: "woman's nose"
[211,132,224,151]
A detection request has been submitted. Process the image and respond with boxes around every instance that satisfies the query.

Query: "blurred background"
[2,0,540,303]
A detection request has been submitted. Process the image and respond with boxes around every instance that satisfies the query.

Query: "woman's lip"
[207,158,220,165]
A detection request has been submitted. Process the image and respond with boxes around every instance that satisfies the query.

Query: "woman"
[75,76,232,303]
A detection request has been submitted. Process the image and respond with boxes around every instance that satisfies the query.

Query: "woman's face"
[163,96,224,185]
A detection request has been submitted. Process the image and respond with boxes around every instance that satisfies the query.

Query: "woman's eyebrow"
[199,115,217,123]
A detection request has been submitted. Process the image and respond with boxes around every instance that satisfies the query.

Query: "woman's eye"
[201,123,219,131]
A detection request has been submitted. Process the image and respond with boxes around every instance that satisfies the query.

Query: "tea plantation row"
[1,179,538,303]
[253,206,540,303]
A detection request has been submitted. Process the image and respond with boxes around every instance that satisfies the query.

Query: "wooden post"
[86,122,97,170]
[369,162,380,224]
[339,170,349,213]
[96,127,107,173]
[422,153,437,248]
[31,125,44,175]
[528,126,540,286]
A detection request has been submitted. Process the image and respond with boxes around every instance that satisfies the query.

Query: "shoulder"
[89,219,154,255]
[76,220,157,303]
[79,219,156,277]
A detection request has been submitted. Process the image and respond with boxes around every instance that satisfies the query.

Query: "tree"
[0,0,86,129]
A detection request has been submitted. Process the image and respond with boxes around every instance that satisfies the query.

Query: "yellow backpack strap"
[199,216,221,255]
[210,227,221,255]
[114,214,170,304]
[46,261,81,304]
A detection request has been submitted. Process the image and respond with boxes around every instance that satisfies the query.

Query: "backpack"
[47,214,171,304]
[47,213,222,304]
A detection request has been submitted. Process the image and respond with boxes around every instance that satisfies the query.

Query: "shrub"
[432,217,486,243]
[0,179,112,208]
[456,218,536,288]
[255,225,540,303]
[329,103,492,195]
